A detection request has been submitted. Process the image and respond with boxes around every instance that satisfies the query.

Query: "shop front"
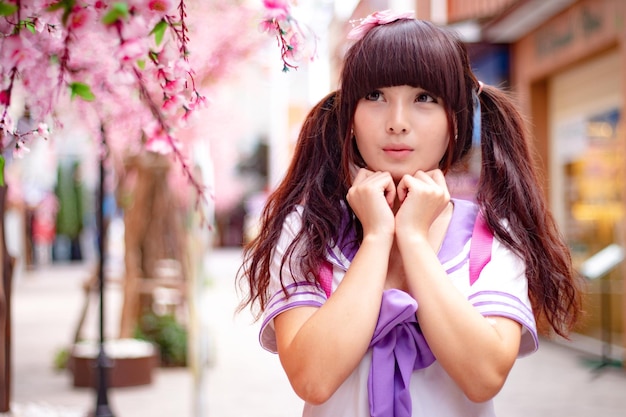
[509,0,626,361]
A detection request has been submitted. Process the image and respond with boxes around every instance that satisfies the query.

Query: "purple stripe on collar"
[328,204,359,265]
[437,198,478,264]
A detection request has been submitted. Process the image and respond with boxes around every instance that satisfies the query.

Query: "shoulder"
[261,206,327,352]
[274,205,305,251]
[283,205,305,233]
[470,237,538,356]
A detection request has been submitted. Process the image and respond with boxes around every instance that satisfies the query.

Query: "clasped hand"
[346,168,450,240]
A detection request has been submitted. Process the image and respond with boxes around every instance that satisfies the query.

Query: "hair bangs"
[342,19,465,111]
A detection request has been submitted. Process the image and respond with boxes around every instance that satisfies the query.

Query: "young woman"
[238,11,583,417]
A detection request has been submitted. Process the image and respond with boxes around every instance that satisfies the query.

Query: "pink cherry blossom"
[0,114,14,136]
[13,140,30,159]
[285,31,302,60]
[163,78,185,95]
[144,121,172,154]
[263,0,290,12]
[116,38,149,62]
[123,15,153,40]
[68,6,95,31]
[0,90,9,106]
[149,0,176,14]
[258,1,316,72]
[33,17,46,33]
[145,135,172,154]
[162,93,183,114]
[1,35,28,68]
[36,123,50,139]
[187,94,208,112]
[258,19,276,34]
[0,0,313,218]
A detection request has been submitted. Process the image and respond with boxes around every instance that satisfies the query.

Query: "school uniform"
[260,199,537,417]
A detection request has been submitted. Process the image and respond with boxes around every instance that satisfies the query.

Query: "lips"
[383,145,413,158]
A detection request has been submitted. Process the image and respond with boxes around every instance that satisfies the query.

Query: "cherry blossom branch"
[132,66,208,220]
[165,0,189,58]
[273,19,298,72]
[0,0,284,223]
[56,27,73,104]
[260,1,317,72]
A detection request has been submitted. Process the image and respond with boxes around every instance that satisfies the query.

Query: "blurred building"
[325,0,625,363]
[455,0,625,365]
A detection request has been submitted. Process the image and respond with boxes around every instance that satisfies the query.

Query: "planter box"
[69,339,157,388]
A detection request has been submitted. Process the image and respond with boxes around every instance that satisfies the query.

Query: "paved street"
[3,248,626,416]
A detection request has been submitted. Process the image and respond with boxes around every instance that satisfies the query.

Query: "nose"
[386,103,410,134]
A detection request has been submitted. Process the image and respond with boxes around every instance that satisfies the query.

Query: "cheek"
[352,113,374,155]
[353,103,381,133]
[433,115,451,147]
[352,110,367,136]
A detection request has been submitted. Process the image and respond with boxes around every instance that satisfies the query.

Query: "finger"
[352,167,374,185]
[383,177,397,208]
[413,170,437,185]
[396,175,411,203]
[426,169,446,186]
[428,169,450,198]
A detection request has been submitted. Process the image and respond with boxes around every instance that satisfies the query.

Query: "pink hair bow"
[347,10,415,40]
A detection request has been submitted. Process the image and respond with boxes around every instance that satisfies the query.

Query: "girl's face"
[352,85,450,183]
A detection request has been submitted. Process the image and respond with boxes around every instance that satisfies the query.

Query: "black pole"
[91,126,115,417]
[600,274,611,367]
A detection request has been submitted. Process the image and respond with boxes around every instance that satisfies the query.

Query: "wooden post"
[0,184,16,412]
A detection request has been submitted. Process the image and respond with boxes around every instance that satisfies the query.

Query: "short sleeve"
[468,238,539,357]
[259,207,327,353]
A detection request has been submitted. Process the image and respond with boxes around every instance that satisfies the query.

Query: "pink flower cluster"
[259,0,316,72]
[0,0,210,195]
[0,0,276,212]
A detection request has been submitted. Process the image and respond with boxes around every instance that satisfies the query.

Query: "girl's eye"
[364,90,382,101]
[416,93,437,103]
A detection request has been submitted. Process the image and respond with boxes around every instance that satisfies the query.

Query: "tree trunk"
[119,152,186,338]
[0,185,16,412]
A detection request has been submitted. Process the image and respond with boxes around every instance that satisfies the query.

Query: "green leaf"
[137,59,146,70]
[102,2,129,25]
[0,2,18,16]
[46,1,67,12]
[0,156,5,186]
[151,20,168,46]
[24,20,36,34]
[46,0,75,26]
[69,82,95,101]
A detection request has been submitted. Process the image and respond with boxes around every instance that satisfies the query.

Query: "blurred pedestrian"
[54,160,84,262]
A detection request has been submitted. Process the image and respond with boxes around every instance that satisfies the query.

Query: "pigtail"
[237,91,346,319]
[476,85,584,338]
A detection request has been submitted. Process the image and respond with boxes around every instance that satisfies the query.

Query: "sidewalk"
[5,248,626,416]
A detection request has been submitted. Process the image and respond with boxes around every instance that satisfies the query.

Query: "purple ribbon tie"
[368,289,435,417]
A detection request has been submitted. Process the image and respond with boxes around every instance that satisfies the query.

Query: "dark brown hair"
[238,19,583,337]
[237,91,346,318]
